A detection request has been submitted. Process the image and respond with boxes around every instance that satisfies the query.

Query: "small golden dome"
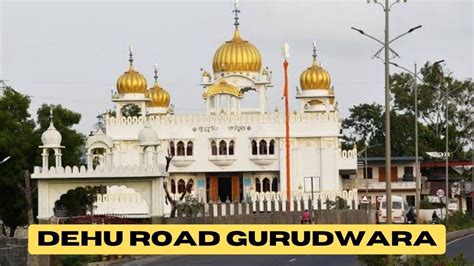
[300,60,331,90]
[203,80,241,98]
[147,66,170,108]
[212,30,262,73]
[147,84,170,108]
[116,51,147,94]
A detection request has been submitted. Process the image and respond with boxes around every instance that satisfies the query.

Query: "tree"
[0,88,87,236]
[54,186,101,217]
[121,104,141,117]
[0,87,36,236]
[342,103,385,156]
[391,62,473,158]
[343,61,472,158]
[36,104,86,166]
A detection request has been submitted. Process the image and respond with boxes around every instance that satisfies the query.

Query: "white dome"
[41,122,62,147]
[139,125,158,145]
[86,128,113,149]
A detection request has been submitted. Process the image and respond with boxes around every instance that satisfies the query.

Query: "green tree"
[54,186,100,217]
[391,61,473,158]
[343,61,472,158]
[121,104,141,117]
[0,87,37,236]
[0,89,87,236]
[36,104,86,166]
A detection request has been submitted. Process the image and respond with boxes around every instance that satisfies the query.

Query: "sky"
[1,0,472,134]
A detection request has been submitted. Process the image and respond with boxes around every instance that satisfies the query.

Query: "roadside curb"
[446,228,474,243]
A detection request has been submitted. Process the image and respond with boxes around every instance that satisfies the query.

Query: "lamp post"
[390,60,444,223]
[352,0,420,225]
[282,43,291,201]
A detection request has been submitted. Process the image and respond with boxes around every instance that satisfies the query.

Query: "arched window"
[259,140,267,155]
[177,141,185,156]
[251,140,257,155]
[219,140,227,155]
[186,141,193,156]
[272,177,279,192]
[229,140,235,155]
[171,179,176,194]
[169,141,175,156]
[177,179,186,194]
[269,139,275,155]
[211,141,217,155]
[255,178,261,193]
[262,178,271,192]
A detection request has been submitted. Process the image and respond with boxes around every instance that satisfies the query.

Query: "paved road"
[123,234,474,266]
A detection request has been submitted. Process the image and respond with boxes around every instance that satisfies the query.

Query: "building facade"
[32,3,358,220]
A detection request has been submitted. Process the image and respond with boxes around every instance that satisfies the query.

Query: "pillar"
[54,148,62,168]
[41,149,49,170]
[87,152,93,169]
[258,87,266,114]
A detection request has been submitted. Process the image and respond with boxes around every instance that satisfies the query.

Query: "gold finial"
[128,45,134,66]
[233,0,240,29]
[312,41,317,64]
[153,63,159,84]
[49,108,53,120]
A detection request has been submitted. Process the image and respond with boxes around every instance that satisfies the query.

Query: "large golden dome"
[300,60,331,90]
[147,67,170,108]
[116,52,147,94]
[212,30,262,73]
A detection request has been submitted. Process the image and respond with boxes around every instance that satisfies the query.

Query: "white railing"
[343,179,416,190]
[31,164,167,178]
[106,112,339,126]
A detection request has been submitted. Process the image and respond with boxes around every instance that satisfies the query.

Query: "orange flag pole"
[282,44,291,201]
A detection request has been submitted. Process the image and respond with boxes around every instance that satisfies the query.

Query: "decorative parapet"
[31,164,168,179]
[343,179,416,190]
[338,146,358,170]
[106,112,340,126]
[339,147,357,159]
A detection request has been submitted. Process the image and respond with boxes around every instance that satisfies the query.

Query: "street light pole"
[353,0,417,226]
[383,0,393,224]
[390,60,444,223]
[445,74,449,224]
[413,62,420,223]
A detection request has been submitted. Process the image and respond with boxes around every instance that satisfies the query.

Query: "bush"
[441,211,474,232]
[60,255,102,266]
[420,197,435,209]
[358,254,470,266]
[178,194,204,217]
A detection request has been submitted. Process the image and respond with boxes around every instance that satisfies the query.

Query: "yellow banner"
[28,224,445,255]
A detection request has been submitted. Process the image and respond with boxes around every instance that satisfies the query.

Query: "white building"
[32,4,357,221]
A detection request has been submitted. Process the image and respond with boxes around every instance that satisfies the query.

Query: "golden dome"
[212,30,262,73]
[147,67,170,108]
[147,84,170,108]
[116,51,147,94]
[203,80,241,98]
[300,60,331,90]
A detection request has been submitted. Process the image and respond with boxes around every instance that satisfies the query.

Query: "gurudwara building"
[32,3,358,221]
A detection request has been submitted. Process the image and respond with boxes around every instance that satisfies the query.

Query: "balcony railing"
[343,179,416,190]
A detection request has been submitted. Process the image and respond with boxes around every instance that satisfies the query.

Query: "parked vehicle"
[378,195,409,224]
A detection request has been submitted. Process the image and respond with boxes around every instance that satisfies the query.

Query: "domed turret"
[147,65,170,108]
[41,120,62,147]
[212,29,262,73]
[139,125,158,145]
[299,43,331,90]
[116,47,147,94]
